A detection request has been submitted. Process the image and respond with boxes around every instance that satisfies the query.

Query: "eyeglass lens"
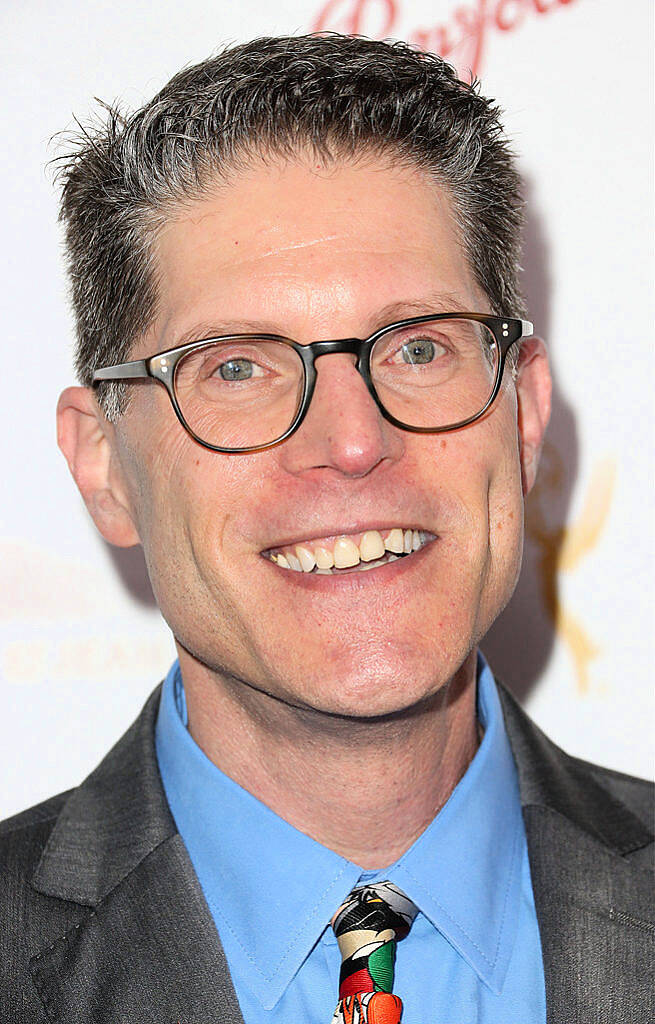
[173,318,499,450]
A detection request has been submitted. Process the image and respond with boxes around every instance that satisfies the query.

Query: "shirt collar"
[156,663,362,1010]
[155,654,524,1007]
[381,655,524,994]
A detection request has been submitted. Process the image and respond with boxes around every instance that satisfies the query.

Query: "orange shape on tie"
[340,997,358,1024]
[367,991,403,1024]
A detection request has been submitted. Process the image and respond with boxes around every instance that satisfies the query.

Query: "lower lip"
[261,539,437,591]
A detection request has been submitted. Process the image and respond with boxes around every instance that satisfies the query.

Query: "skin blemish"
[440,439,447,450]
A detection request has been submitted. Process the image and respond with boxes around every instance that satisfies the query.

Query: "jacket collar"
[497,683,652,855]
[34,682,651,908]
[498,683,654,1024]
[31,685,246,1024]
[32,687,174,905]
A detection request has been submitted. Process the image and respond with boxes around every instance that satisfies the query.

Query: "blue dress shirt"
[155,655,546,1022]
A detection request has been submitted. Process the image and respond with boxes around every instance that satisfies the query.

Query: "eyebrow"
[169,292,475,348]
[373,293,473,325]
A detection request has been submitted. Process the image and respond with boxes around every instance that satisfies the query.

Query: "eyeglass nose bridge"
[300,336,369,361]
[298,335,377,381]
[295,335,378,413]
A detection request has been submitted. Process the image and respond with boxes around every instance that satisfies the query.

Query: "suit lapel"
[499,685,654,1024]
[524,805,654,1024]
[31,834,244,1023]
[30,687,244,1024]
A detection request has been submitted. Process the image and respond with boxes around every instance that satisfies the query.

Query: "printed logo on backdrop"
[312,0,578,78]
[527,447,616,694]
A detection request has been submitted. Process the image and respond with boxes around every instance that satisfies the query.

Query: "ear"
[56,387,141,547]
[515,338,552,495]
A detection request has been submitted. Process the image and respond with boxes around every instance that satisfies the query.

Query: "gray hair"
[55,34,526,420]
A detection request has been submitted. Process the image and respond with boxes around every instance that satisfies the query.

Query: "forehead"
[150,155,482,346]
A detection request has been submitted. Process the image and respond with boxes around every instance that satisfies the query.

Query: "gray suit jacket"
[1,683,653,1023]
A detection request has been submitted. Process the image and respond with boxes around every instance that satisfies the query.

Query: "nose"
[279,352,404,477]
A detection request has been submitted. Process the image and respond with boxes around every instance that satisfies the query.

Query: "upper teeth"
[267,528,433,573]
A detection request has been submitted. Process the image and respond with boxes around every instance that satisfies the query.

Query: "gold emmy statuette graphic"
[527,444,616,694]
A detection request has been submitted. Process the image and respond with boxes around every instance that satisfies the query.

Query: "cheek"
[117,388,191,528]
[117,405,216,597]
[483,424,525,601]
[139,439,277,599]
[489,479,524,570]
[139,431,194,536]
[440,406,524,566]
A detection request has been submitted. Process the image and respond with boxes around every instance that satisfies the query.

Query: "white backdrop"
[1,0,653,819]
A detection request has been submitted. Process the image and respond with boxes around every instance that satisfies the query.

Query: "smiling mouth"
[262,528,436,576]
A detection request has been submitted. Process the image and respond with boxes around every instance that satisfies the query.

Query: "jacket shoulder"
[574,757,653,826]
[497,681,654,863]
[0,791,88,1022]
[0,790,73,895]
[570,756,654,869]
[0,686,167,1021]
[0,789,71,838]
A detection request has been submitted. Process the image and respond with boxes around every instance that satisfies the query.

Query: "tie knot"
[331,881,417,953]
[331,881,417,1012]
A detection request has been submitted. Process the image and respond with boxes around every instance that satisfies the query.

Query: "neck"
[178,650,480,869]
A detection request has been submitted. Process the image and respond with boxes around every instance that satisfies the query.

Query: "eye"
[387,335,449,366]
[216,357,261,381]
[401,337,438,364]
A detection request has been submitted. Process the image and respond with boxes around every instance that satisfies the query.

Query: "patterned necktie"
[330,880,418,1024]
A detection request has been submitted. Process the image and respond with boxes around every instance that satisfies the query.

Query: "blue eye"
[401,338,436,364]
[218,358,254,381]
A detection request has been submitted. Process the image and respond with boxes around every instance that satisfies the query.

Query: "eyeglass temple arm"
[93,359,150,383]
[91,318,536,383]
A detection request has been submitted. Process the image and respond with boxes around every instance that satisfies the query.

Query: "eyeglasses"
[93,313,533,453]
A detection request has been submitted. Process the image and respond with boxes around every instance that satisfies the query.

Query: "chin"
[276,639,471,720]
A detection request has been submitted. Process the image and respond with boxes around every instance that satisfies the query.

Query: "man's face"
[99,155,546,718]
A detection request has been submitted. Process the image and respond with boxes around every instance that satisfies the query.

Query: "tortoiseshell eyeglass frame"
[92,313,533,454]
